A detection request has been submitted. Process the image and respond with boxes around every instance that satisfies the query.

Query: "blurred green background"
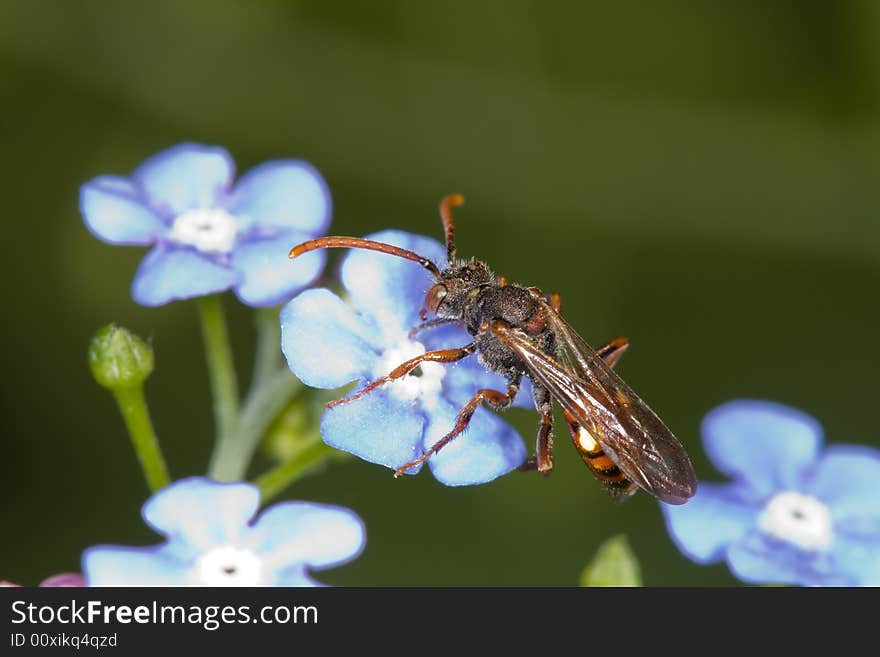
[3,0,880,586]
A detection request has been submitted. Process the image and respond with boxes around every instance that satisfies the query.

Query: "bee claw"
[394,456,427,477]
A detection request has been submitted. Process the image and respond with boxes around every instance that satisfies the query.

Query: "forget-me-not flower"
[281,230,530,486]
[80,142,331,306]
[82,478,365,586]
[663,400,880,586]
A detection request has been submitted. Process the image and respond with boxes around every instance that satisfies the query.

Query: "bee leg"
[595,336,629,369]
[535,387,554,475]
[407,317,462,340]
[327,343,477,409]
[393,377,521,477]
[525,287,560,312]
[520,338,623,474]
[519,382,554,475]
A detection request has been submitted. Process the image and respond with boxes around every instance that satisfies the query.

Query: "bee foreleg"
[407,317,462,340]
[393,377,520,477]
[327,343,477,409]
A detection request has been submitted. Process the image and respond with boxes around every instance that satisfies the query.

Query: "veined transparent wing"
[491,302,696,505]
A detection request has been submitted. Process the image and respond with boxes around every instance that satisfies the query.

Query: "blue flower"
[662,400,880,586]
[280,230,530,486]
[80,142,331,307]
[82,478,365,586]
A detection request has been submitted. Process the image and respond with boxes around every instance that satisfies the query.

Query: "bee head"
[422,258,493,321]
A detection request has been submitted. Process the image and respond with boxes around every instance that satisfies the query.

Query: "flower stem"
[199,295,241,481]
[255,440,333,503]
[207,303,300,481]
[212,368,302,481]
[112,386,171,492]
[252,306,282,388]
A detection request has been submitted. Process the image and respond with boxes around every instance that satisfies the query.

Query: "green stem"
[255,441,332,503]
[199,295,241,481]
[112,386,171,492]
[211,368,302,481]
[208,304,300,481]
[252,306,282,389]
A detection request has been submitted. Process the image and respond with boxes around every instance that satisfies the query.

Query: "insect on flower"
[289,195,697,504]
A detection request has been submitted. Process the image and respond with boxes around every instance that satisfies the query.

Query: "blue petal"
[133,143,234,215]
[80,175,166,245]
[245,502,365,573]
[427,399,526,486]
[661,482,757,564]
[805,445,880,523]
[726,532,848,586]
[702,400,823,498]
[232,230,326,307]
[131,245,239,306]
[320,392,426,472]
[225,160,331,236]
[281,289,380,388]
[829,533,880,586]
[142,478,260,552]
[417,321,473,352]
[510,378,536,410]
[82,545,192,586]
[340,231,446,339]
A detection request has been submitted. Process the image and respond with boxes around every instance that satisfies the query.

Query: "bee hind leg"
[596,336,629,369]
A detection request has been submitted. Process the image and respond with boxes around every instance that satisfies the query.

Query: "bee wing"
[491,304,696,505]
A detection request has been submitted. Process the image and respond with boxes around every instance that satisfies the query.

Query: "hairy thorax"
[466,283,555,378]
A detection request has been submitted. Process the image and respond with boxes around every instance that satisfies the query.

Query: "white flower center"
[169,208,238,254]
[758,491,833,551]
[194,545,263,586]
[373,338,446,408]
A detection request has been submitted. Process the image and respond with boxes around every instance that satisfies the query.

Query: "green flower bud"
[263,401,320,463]
[88,324,154,389]
[580,534,642,587]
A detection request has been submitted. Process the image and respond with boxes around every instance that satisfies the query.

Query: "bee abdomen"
[567,419,637,499]
[580,450,638,498]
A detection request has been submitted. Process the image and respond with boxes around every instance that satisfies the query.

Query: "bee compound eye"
[425,284,448,314]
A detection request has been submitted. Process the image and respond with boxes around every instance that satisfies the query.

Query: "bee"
[290,195,697,504]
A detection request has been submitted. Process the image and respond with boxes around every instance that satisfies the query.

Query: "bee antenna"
[439,194,464,264]
[289,237,441,277]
